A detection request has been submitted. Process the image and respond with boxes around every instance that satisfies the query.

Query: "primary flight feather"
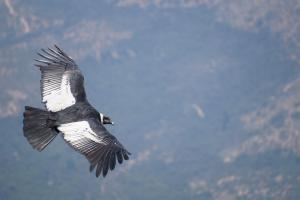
[23,45,130,177]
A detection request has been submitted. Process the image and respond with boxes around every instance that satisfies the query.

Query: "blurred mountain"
[1,0,300,199]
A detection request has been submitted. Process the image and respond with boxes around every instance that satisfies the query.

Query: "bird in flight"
[23,45,130,177]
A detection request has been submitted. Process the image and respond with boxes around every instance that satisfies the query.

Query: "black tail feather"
[23,106,58,151]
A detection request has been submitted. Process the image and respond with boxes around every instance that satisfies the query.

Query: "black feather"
[37,52,58,63]
[41,49,62,61]
[116,151,123,164]
[123,150,129,160]
[95,148,109,177]
[47,47,70,62]
[102,150,111,177]
[54,45,74,61]
[109,151,116,170]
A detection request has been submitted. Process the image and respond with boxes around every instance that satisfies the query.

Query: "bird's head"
[99,113,114,125]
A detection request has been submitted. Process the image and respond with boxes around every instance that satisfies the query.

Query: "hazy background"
[1,0,300,199]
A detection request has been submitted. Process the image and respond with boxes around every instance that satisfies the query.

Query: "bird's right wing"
[58,118,130,177]
[35,45,87,112]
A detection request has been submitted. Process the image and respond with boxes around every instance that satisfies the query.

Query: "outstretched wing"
[35,45,86,112]
[58,118,130,177]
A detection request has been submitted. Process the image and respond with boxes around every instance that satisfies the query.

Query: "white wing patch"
[58,121,106,150]
[42,72,76,112]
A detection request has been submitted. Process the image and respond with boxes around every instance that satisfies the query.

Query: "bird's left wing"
[58,118,130,177]
[35,45,87,112]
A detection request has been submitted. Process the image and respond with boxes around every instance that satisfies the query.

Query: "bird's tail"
[23,106,58,151]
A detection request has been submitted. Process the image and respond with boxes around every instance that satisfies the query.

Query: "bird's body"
[55,101,99,124]
[23,45,130,177]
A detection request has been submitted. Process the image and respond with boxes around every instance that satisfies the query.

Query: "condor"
[23,45,130,177]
